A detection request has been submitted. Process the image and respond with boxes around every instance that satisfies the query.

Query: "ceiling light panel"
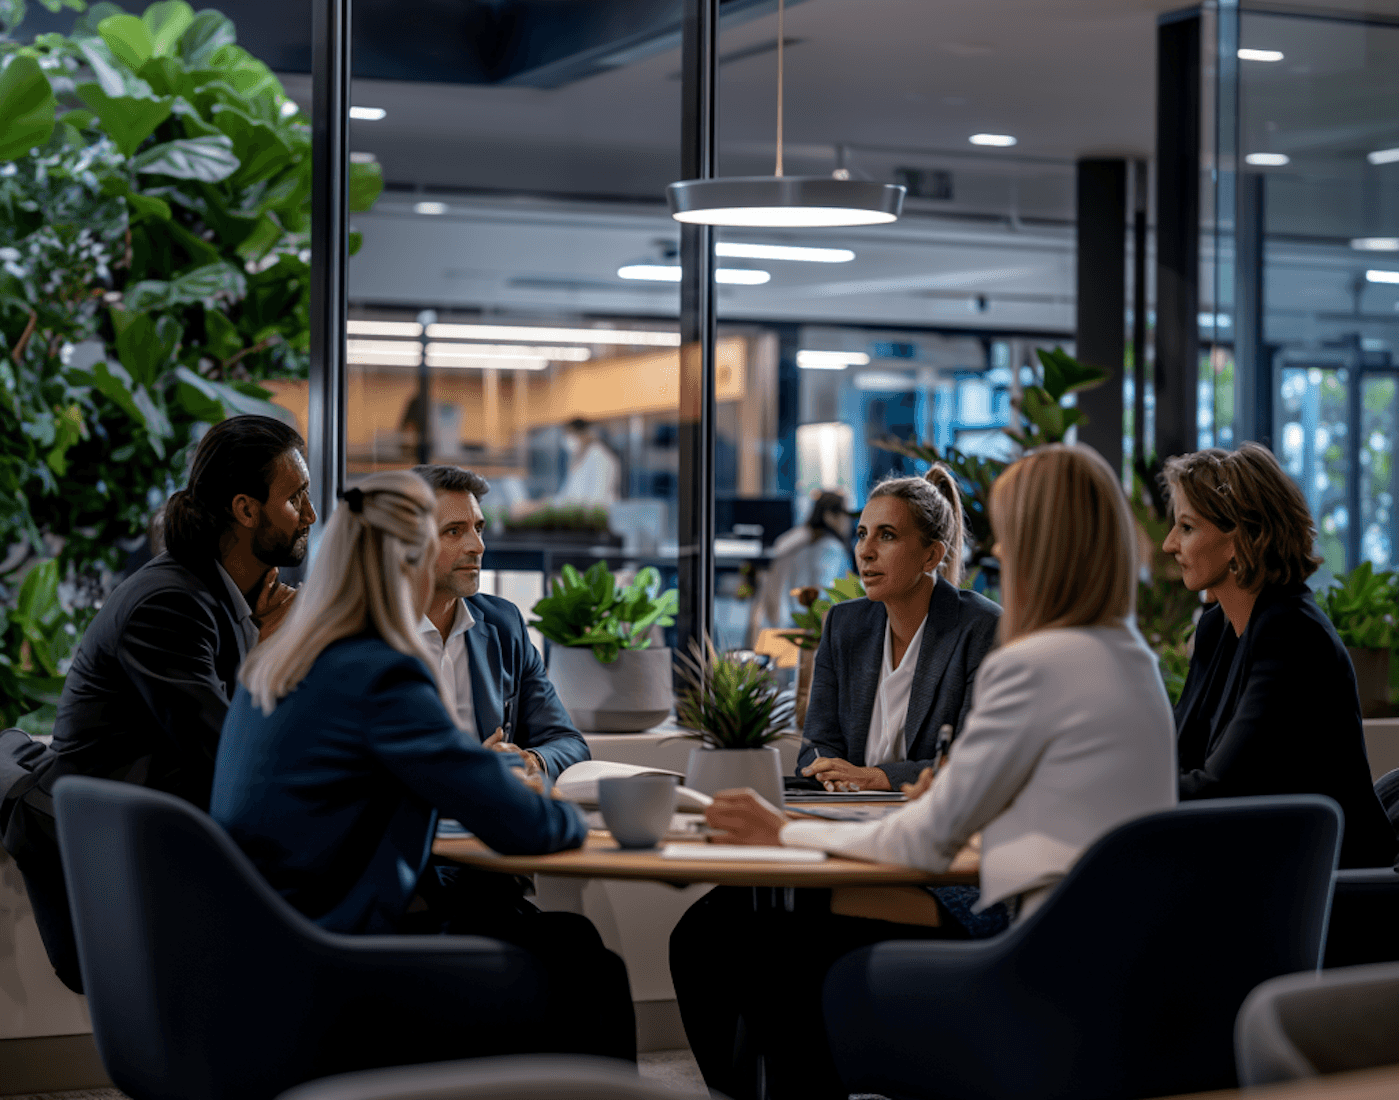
[797,350,870,370]
[1352,239,1399,252]
[617,265,771,284]
[969,134,1017,147]
[1237,48,1284,61]
[1368,148,1399,166]
[1245,153,1289,166]
[426,324,680,347]
[1367,270,1399,284]
[414,201,448,215]
[348,320,423,338]
[424,343,591,361]
[349,106,386,120]
[716,242,854,262]
[426,354,548,371]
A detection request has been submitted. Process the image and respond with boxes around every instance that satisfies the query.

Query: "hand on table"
[483,728,546,780]
[900,766,937,801]
[801,755,892,792]
[252,568,297,641]
[704,788,787,847]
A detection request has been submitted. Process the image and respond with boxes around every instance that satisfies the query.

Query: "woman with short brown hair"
[1163,442,1397,868]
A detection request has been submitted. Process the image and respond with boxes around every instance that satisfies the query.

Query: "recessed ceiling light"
[1245,153,1290,166]
[349,151,377,164]
[715,242,854,263]
[1238,48,1284,61]
[969,133,1017,147]
[1366,270,1399,284]
[1352,238,1399,252]
[425,343,591,361]
[1368,147,1399,166]
[414,201,448,215]
[796,350,871,370]
[617,265,771,285]
[349,106,386,121]
[426,324,679,347]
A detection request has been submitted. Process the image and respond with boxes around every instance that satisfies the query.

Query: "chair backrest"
[54,776,337,1100]
[1000,795,1342,1098]
[1374,766,1399,828]
[1236,961,1399,1085]
[278,1055,708,1100]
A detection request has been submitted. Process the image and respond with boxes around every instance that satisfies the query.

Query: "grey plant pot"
[548,645,674,732]
[685,745,784,809]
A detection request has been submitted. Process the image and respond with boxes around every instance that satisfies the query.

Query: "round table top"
[433,832,979,888]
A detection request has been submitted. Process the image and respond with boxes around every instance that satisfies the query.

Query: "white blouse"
[782,624,1178,917]
[864,615,928,766]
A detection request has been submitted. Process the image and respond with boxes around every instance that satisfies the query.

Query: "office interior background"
[17,0,1399,644]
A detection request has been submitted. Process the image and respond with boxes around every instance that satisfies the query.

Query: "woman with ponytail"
[795,462,1001,793]
[212,470,635,1060]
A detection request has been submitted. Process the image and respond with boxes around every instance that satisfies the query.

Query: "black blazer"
[46,551,252,810]
[1176,583,1398,869]
[798,576,1002,788]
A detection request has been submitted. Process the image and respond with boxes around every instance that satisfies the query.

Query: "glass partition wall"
[1201,5,1399,576]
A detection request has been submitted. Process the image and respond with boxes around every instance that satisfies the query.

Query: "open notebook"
[555,759,714,812]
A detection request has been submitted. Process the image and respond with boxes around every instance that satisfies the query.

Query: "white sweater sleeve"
[780,647,1049,871]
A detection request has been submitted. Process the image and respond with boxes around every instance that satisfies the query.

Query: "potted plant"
[675,640,794,807]
[1317,562,1397,718]
[531,561,678,732]
[780,571,863,727]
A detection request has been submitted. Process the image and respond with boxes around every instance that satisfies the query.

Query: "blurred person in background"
[746,490,853,646]
[556,418,620,507]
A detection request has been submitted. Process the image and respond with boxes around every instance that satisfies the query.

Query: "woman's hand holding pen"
[900,766,936,800]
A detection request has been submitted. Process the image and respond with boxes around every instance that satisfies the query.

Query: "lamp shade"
[667,176,906,228]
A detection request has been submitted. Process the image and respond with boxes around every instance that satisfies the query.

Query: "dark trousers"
[408,860,637,1063]
[670,886,962,1100]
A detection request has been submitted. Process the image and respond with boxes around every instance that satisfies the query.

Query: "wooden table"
[1164,1065,1399,1100]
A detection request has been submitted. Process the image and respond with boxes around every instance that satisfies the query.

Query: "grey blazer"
[798,577,1001,788]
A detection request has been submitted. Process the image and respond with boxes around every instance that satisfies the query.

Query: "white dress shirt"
[215,561,259,653]
[418,600,478,739]
[782,624,1178,919]
[864,615,928,766]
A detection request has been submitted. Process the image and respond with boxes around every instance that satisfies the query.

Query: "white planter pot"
[548,645,674,733]
[684,745,784,808]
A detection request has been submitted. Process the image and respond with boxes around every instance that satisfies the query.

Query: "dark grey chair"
[822,796,1341,1100]
[1322,768,1399,968]
[54,776,549,1100]
[1236,961,1399,1084]
[277,1055,719,1100]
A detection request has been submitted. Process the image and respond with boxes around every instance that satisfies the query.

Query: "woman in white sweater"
[668,444,1177,1100]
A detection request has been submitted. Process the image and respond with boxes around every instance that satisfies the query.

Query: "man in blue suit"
[412,464,588,782]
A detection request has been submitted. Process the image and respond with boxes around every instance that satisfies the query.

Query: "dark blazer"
[798,577,1002,788]
[47,551,252,809]
[211,633,585,934]
[459,593,589,779]
[1176,583,1398,869]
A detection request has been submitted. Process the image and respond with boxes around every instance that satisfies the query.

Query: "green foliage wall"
[0,0,383,728]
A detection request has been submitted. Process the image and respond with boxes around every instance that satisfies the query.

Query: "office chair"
[277,1055,718,1100]
[1236,960,1399,1084]
[54,776,548,1100]
[823,796,1341,1100]
[1322,768,1399,968]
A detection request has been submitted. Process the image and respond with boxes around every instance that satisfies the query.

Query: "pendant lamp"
[666,0,905,228]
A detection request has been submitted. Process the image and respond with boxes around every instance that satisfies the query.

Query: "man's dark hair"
[412,464,489,500]
[164,415,305,567]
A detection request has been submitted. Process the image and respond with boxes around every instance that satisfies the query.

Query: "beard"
[253,518,309,567]
[440,557,481,599]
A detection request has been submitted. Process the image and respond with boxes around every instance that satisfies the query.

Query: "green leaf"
[349,158,383,212]
[126,190,171,223]
[60,107,95,130]
[46,403,85,477]
[75,82,173,157]
[211,103,289,184]
[130,133,239,181]
[112,308,181,385]
[202,306,241,358]
[124,260,247,312]
[0,56,57,162]
[15,558,60,637]
[136,55,187,98]
[72,2,126,40]
[179,10,236,68]
[142,0,195,58]
[172,365,295,425]
[208,44,279,109]
[99,12,155,71]
[76,38,131,97]
[348,229,363,256]
[90,358,144,422]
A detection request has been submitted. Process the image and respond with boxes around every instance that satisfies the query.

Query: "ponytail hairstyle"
[164,415,305,568]
[867,462,967,585]
[239,470,441,716]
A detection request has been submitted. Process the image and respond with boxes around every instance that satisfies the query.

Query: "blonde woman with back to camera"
[210,469,635,1062]
[1163,443,1398,868]
[668,445,1178,1100]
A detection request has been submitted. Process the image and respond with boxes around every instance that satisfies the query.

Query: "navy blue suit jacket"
[211,633,585,934]
[798,577,1002,788]
[458,593,589,780]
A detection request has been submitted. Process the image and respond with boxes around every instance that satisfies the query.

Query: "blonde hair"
[240,470,440,715]
[867,462,967,585]
[990,444,1136,644]
[1161,442,1320,592]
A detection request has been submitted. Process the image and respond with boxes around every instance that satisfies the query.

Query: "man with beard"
[0,414,312,989]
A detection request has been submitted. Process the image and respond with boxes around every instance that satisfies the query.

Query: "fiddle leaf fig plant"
[0,0,384,728]
[530,561,678,665]
[1317,561,1398,650]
